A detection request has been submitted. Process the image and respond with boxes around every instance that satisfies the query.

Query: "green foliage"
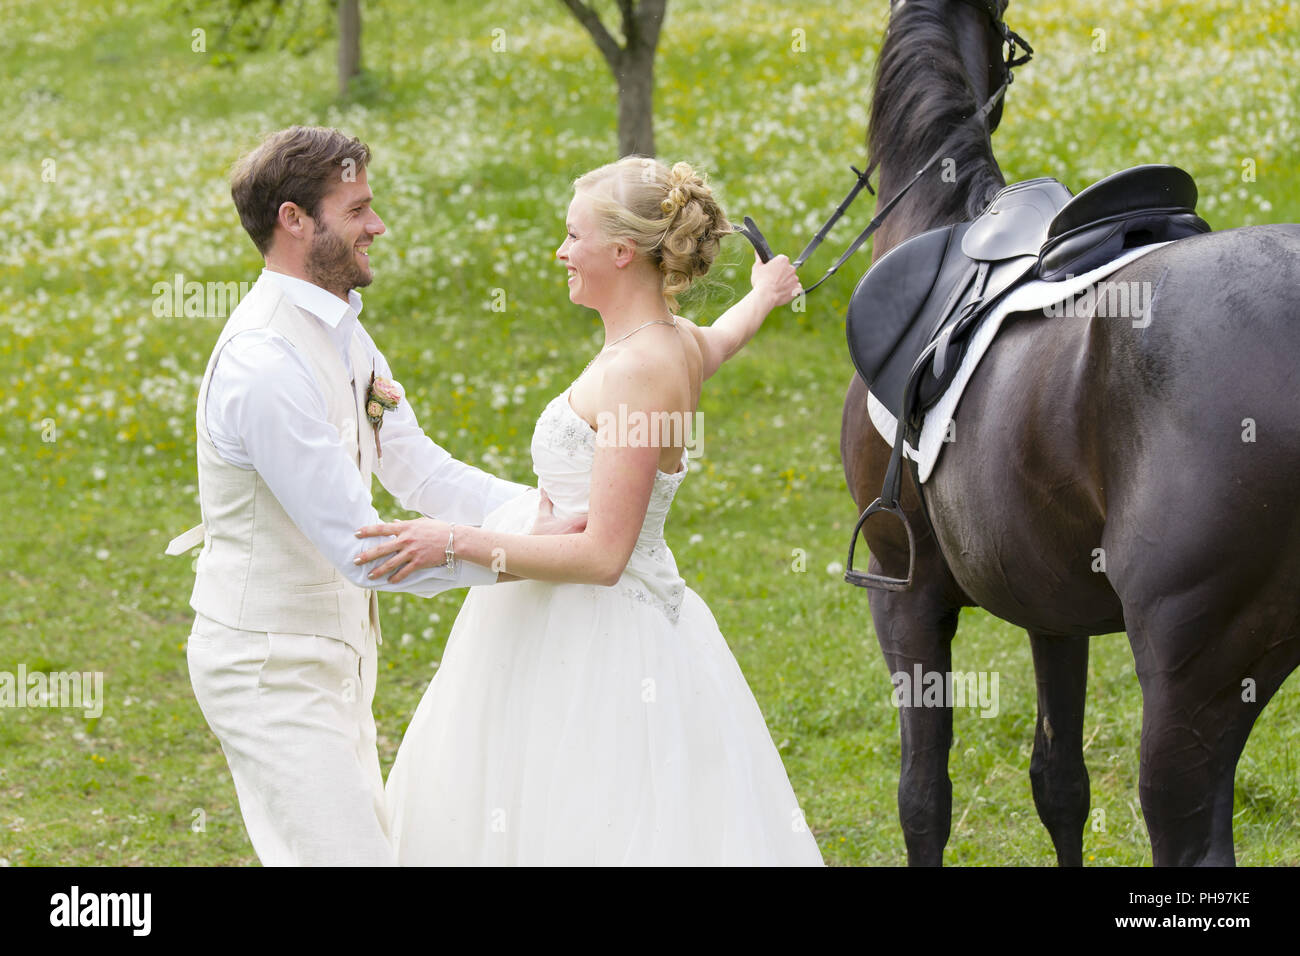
[181,0,335,68]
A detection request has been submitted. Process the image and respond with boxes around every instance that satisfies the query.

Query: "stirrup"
[844,497,916,591]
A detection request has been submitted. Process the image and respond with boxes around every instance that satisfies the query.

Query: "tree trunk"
[559,0,666,157]
[338,0,361,96]
[616,49,655,156]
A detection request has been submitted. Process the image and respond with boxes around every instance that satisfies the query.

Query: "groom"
[168,126,578,865]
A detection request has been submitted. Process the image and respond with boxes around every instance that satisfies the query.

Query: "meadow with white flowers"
[2,0,1297,865]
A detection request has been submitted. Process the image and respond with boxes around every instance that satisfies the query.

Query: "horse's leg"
[1202,636,1300,861]
[1027,632,1090,866]
[1126,616,1300,866]
[1117,558,1300,865]
[843,373,969,865]
[1105,460,1300,865]
[869,582,959,866]
[1129,658,1247,867]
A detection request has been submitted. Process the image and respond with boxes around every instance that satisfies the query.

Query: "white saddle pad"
[867,241,1171,483]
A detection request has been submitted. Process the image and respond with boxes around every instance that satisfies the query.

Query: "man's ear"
[276,201,311,241]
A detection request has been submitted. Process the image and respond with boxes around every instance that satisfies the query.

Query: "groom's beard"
[306,221,371,296]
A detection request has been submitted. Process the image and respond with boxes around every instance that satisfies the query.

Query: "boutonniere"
[365,364,404,461]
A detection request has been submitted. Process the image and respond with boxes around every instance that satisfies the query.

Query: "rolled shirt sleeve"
[206,330,500,595]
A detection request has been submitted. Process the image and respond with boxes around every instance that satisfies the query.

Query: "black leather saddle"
[1038,164,1208,280]
[844,164,1210,591]
[847,177,1070,422]
[847,165,1209,424]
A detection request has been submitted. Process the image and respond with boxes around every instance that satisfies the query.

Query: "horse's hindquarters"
[1094,226,1300,611]
[1098,226,1300,863]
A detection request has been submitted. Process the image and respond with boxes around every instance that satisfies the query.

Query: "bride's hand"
[750,253,802,309]
[531,487,588,536]
[354,517,451,583]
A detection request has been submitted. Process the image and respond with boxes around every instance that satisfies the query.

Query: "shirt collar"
[261,268,364,377]
[261,268,364,327]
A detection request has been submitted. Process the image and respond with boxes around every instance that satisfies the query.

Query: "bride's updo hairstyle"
[573,156,733,311]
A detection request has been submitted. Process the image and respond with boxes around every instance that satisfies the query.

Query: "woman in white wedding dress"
[356,157,823,865]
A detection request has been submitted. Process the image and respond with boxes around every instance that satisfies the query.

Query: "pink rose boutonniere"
[366,367,404,461]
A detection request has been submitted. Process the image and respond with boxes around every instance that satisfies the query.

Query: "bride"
[355,156,823,865]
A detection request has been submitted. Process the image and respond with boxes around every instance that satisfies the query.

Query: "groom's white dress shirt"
[202,268,527,595]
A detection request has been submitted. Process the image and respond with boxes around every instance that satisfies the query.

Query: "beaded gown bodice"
[527,383,689,623]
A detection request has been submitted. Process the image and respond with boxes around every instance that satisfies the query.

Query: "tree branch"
[558,0,623,70]
[616,0,636,45]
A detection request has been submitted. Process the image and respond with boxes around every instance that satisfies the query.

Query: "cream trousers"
[187,613,395,866]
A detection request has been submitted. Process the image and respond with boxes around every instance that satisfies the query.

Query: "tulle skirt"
[384,574,824,866]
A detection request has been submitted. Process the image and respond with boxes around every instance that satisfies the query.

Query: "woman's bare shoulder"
[671,316,705,398]
[673,315,707,353]
[601,339,682,402]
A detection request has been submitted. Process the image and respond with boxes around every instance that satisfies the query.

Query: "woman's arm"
[688,253,801,380]
[355,354,668,587]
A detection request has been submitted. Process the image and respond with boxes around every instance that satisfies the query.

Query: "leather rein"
[736,0,1032,295]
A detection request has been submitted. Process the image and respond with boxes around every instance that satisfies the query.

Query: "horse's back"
[1103,224,1300,403]
[1096,224,1300,500]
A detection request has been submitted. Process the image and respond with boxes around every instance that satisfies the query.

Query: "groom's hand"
[531,488,587,536]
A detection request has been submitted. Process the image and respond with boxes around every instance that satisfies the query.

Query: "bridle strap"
[742,1,1032,295]
[953,0,1034,67]
[796,72,1012,295]
[791,161,877,269]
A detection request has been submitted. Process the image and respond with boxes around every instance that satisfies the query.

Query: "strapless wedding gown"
[384,383,823,865]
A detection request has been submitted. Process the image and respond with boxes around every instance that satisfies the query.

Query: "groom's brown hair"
[230,126,372,255]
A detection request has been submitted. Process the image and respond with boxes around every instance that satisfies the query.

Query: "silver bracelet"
[444,525,457,574]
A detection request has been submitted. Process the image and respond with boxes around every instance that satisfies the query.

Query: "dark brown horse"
[841,0,1300,865]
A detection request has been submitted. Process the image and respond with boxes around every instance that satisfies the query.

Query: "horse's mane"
[867,0,1006,225]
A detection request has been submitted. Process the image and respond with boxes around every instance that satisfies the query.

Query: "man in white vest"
[169,126,578,866]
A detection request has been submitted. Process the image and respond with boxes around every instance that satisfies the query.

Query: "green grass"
[1,0,1297,866]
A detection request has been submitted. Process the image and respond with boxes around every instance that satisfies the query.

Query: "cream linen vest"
[184,275,381,654]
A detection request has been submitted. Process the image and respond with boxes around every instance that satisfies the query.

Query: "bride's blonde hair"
[573,156,733,311]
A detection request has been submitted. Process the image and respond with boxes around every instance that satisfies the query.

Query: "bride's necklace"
[580,316,677,377]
